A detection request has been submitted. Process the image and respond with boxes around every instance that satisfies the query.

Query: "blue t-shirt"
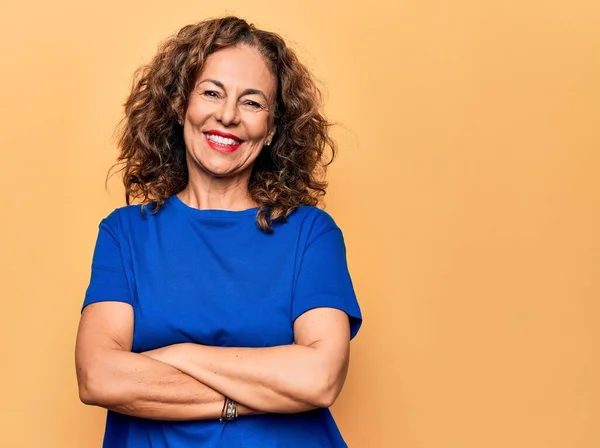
[83,195,362,447]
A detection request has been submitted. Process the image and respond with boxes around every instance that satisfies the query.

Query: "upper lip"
[205,129,244,142]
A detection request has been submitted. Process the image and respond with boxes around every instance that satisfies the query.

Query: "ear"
[267,125,277,144]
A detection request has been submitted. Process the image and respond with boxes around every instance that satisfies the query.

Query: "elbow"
[312,385,341,409]
[305,372,344,409]
[78,384,97,406]
[77,367,116,407]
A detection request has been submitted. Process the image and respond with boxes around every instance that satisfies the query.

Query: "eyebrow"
[197,78,269,102]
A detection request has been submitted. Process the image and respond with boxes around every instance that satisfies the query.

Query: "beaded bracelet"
[219,397,238,422]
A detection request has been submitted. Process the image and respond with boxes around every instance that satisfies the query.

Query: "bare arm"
[143,307,351,413]
[75,301,258,420]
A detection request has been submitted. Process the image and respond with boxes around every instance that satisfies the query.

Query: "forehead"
[198,45,276,97]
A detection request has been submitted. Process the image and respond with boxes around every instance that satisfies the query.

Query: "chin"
[193,148,256,177]
[205,168,238,178]
[200,159,245,178]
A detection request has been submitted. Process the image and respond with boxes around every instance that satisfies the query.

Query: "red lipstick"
[204,129,244,153]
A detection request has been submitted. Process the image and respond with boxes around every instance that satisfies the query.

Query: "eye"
[243,100,263,109]
[201,90,221,98]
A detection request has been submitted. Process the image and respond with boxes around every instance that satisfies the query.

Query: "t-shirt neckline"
[169,195,259,218]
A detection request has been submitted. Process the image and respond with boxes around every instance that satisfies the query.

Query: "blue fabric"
[83,195,362,448]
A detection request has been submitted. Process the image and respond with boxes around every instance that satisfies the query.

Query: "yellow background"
[1,0,599,447]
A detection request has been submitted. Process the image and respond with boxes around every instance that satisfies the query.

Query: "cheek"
[244,114,271,140]
[186,99,214,125]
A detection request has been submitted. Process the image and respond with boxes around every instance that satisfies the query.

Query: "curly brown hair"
[114,16,336,232]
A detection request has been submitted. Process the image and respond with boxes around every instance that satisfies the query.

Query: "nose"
[215,97,241,127]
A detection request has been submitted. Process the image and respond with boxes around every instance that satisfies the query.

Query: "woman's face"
[183,45,277,179]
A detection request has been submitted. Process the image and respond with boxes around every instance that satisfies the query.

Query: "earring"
[177,119,183,126]
[265,140,271,146]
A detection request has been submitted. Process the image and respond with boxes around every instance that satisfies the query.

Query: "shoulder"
[97,203,150,234]
[286,205,341,245]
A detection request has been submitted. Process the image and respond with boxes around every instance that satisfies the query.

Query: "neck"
[178,169,257,211]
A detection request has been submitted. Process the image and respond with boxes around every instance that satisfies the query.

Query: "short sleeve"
[82,211,133,310]
[292,221,362,339]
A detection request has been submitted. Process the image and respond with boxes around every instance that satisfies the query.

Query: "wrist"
[220,396,243,422]
[237,403,265,416]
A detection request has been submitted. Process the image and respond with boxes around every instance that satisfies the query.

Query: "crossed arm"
[75,301,351,420]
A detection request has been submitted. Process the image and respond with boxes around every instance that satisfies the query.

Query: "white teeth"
[206,134,240,146]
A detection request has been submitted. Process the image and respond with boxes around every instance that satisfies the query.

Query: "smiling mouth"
[204,133,243,152]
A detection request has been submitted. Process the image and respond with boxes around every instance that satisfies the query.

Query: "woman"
[75,16,362,448]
